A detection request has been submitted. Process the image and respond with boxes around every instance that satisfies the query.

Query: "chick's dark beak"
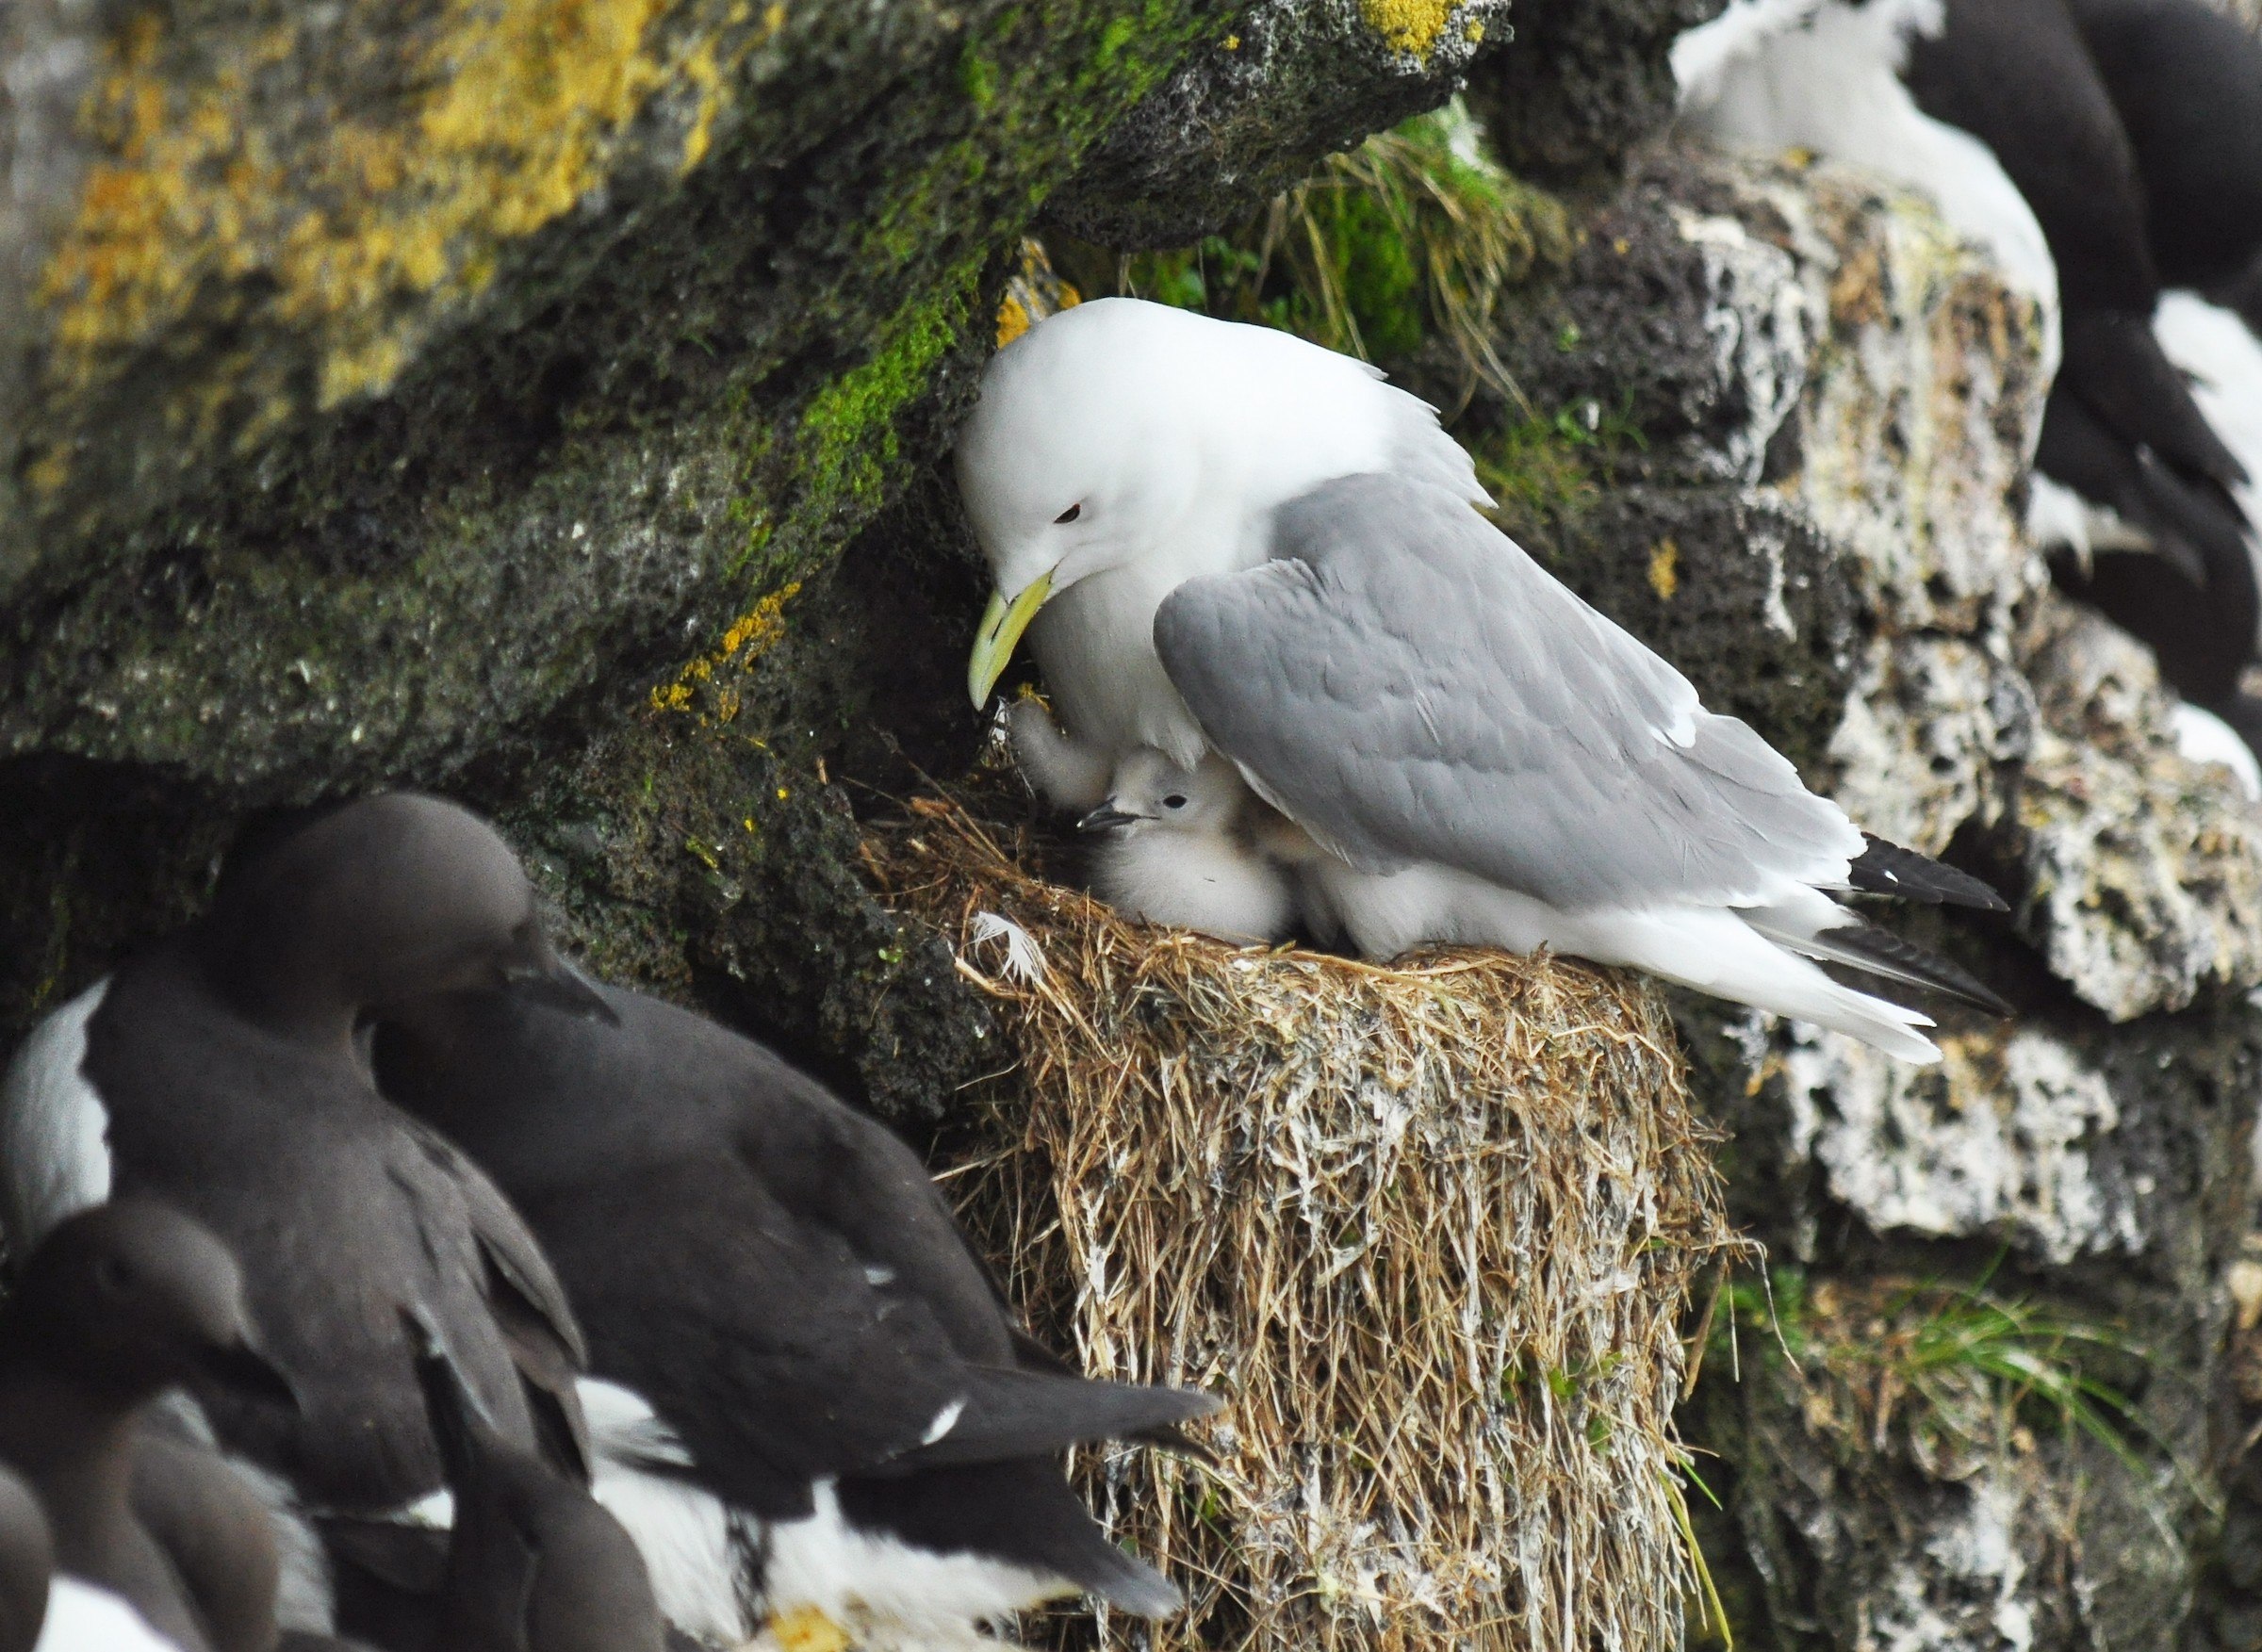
[1076,805,1146,834]
[498,931,620,1025]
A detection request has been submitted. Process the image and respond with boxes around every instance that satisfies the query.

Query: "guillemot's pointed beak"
[498,931,620,1025]
[1076,805,1145,833]
[968,569,1056,709]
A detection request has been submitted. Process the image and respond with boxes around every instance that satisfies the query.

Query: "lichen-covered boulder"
[0,0,1219,801]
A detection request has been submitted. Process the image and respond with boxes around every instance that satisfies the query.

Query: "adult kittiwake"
[957,298,2010,1062]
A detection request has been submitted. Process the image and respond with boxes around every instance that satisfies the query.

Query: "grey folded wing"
[1151,472,1862,913]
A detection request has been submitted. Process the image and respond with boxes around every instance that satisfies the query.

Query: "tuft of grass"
[1105,100,1572,410]
[1709,1262,2194,1526]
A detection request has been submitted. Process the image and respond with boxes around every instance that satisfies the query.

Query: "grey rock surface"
[1462,0,1719,187]
[1484,144,2261,1647]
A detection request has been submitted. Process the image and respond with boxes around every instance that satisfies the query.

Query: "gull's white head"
[956,300,1211,613]
[956,298,1471,707]
[1076,747,1248,839]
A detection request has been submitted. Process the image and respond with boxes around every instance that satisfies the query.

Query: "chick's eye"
[1054,503,1082,525]
[1162,793,1188,810]
[93,1256,131,1296]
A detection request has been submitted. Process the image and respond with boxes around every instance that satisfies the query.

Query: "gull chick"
[1078,748,1302,945]
[957,298,2011,1062]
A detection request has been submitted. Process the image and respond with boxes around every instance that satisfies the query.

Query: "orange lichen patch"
[1358,0,1456,57]
[767,1607,851,1652]
[648,579,805,720]
[34,0,758,447]
[994,237,1080,347]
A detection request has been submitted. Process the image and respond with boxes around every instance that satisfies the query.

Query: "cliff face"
[5,2,2261,1648]
[1477,146,2262,1646]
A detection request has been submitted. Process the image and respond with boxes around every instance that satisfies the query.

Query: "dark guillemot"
[2067,0,2262,782]
[0,794,603,1635]
[2066,0,2262,295]
[372,980,1219,1649]
[0,1466,49,1652]
[0,1201,296,1652]
[0,1455,205,1652]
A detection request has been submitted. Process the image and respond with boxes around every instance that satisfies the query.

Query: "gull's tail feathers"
[1584,904,1942,1064]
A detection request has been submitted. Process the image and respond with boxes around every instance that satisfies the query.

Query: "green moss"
[1094,15,1139,65]
[1472,394,1645,525]
[792,272,977,521]
[1101,100,1571,396]
[958,46,999,111]
[1701,1265,2162,1480]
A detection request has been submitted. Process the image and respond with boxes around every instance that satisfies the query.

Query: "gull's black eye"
[1054,503,1082,524]
[1162,793,1188,810]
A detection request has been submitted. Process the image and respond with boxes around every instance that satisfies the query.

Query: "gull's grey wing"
[1152,473,1863,912]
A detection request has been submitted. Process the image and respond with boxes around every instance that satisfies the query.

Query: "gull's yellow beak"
[967,569,1055,708]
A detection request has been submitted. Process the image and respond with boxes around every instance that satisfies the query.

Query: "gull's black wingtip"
[1829,922,2015,1019]
[1851,834,2009,913]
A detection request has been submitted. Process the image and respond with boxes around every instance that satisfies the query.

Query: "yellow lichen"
[1358,0,1455,57]
[647,579,805,718]
[33,0,760,467]
[994,237,1079,346]
[1648,537,1680,601]
[994,292,1031,348]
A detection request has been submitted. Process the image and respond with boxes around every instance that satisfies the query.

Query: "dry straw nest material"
[865,799,1741,1652]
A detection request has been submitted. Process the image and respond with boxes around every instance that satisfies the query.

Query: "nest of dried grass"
[866,799,1739,1652]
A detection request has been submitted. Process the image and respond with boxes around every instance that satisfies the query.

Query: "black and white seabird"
[1896,0,2262,755]
[2,1456,188,1652]
[1675,0,2262,769]
[2064,0,2262,781]
[0,793,602,1633]
[0,1200,298,1652]
[400,1309,664,1652]
[371,983,1220,1649]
